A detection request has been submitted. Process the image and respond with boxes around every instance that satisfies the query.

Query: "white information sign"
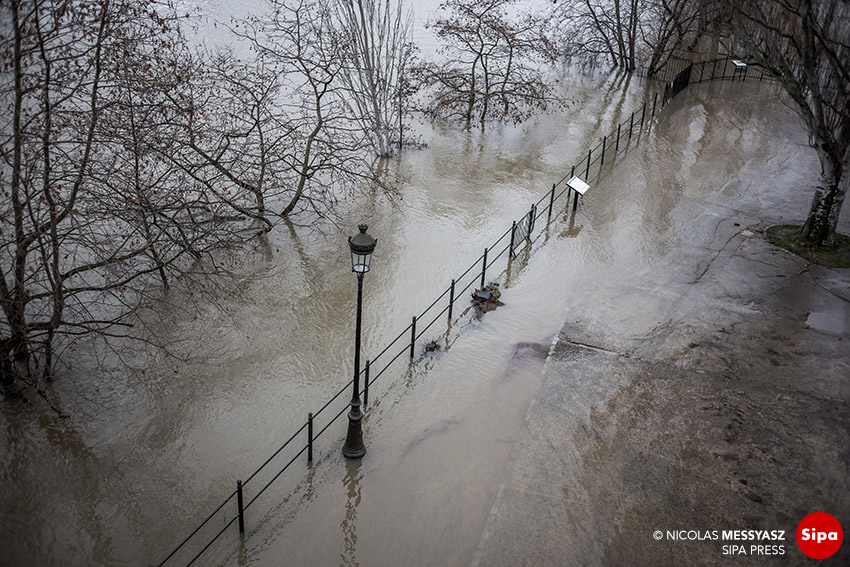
[567,176,590,195]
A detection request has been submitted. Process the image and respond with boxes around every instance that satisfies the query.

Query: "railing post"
[480,247,488,288]
[307,413,313,462]
[509,222,516,258]
[652,92,658,117]
[547,183,556,220]
[410,316,416,360]
[722,55,729,79]
[699,60,704,83]
[236,480,245,533]
[616,123,621,151]
[585,149,591,179]
[600,136,607,166]
[527,205,535,239]
[629,111,634,138]
[567,165,575,207]
[711,58,716,80]
[448,279,455,320]
[363,360,370,408]
[640,101,646,128]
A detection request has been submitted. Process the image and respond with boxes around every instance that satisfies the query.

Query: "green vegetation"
[766,225,850,268]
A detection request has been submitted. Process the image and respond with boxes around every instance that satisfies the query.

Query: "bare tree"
[557,0,641,69]
[0,0,395,395]
[640,0,703,75]
[415,0,561,130]
[0,0,234,390]
[164,0,404,232]
[555,0,710,75]
[334,0,415,157]
[198,0,381,225]
[726,0,849,247]
[167,49,287,232]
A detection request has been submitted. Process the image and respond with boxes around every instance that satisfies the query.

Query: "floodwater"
[0,4,835,567]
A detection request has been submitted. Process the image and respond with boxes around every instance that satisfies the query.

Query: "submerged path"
[475,208,850,567]
[211,79,849,565]
[473,87,850,565]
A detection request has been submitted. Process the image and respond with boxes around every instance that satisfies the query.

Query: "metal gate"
[664,63,693,103]
[510,204,536,256]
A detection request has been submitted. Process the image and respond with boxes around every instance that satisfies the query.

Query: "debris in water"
[424,340,441,353]
[472,282,504,314]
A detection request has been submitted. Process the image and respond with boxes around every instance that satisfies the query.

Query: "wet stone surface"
[472,231,850,567]
[468,81,850,566]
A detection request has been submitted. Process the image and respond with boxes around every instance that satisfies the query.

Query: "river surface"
[0,2,835,566]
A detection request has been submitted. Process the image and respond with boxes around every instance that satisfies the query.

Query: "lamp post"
[343,224,377,459]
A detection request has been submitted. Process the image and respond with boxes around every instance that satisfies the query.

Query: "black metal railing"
[153,55,773,567]
[636,53,694,82]
[644,53,781,87]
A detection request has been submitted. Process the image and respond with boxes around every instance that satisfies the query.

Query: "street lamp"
[342,224,377,459]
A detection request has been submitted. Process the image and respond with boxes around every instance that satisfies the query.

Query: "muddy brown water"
[1,18,837,567]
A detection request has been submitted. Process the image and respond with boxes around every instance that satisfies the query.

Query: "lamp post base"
[342,400,366,459]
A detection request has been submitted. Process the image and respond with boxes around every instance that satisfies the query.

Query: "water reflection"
[340,460,363,567]
[562,208,584,238]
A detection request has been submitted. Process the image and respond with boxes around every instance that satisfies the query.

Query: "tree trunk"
[465,54,480,130]
[800,144,846,248]
[627,0,638,71]
[3,0,31,382]
[1,339,15,392]
[356,0,389,157]
[282,84,325,217]
[614,0,626,65]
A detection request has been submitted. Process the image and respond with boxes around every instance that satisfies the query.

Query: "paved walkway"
[471,202,850,565]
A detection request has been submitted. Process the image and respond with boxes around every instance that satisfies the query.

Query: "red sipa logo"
[796,512,843,559]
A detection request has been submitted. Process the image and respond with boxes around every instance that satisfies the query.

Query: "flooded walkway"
[2,72,846,567]
[474,84,850,565]
[0,66,654,567]
[208,84,847,565]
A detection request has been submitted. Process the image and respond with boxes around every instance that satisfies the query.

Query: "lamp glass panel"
[352,251,371,273]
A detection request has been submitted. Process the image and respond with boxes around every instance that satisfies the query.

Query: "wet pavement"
[474,228,850,567]
[471,113,850,565]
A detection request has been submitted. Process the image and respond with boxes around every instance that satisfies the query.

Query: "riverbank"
[164,70,850,567]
